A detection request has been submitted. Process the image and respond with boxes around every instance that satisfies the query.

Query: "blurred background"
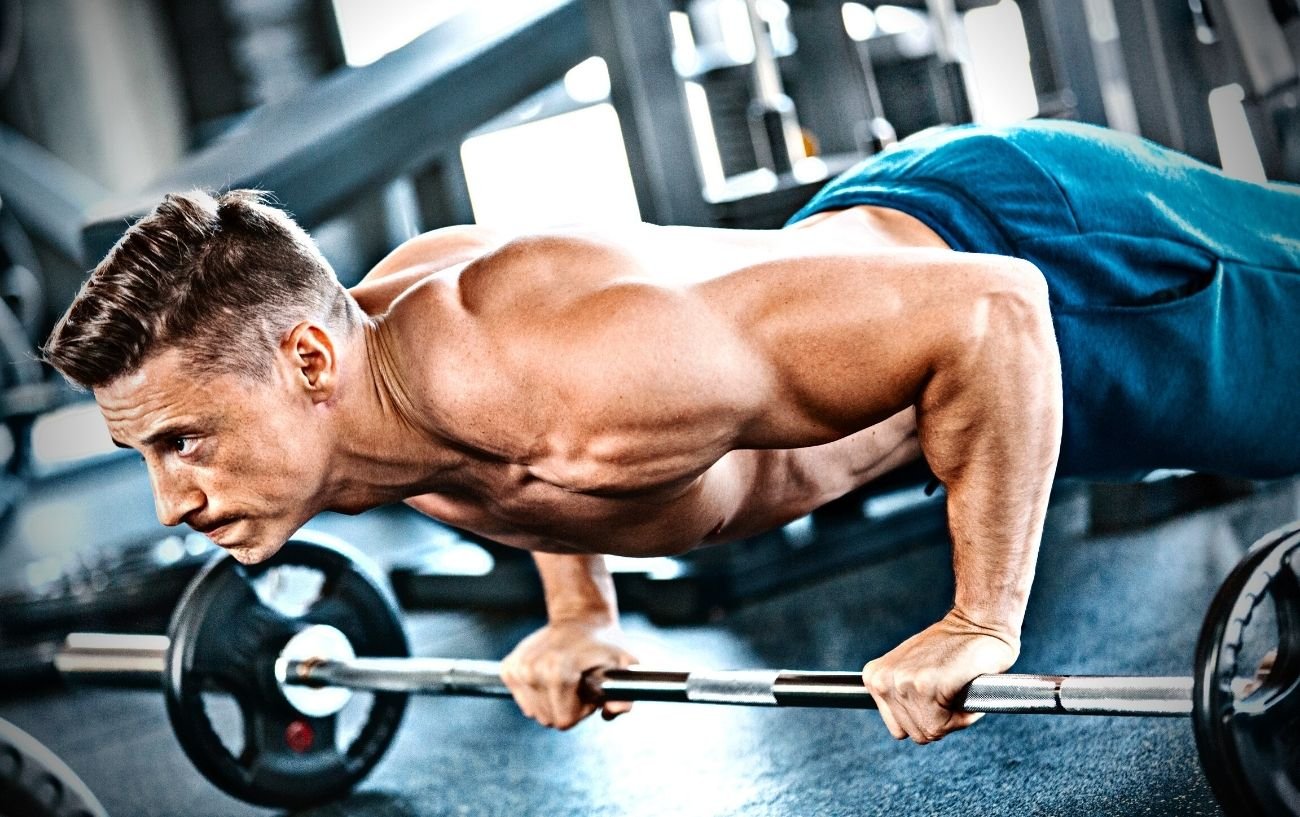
[0,2,1297,814]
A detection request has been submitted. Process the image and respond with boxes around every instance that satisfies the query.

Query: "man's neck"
[317,318,463,513]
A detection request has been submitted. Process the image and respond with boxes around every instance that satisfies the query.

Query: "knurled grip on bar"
[684,670,782,705]
[959,674,1194,716]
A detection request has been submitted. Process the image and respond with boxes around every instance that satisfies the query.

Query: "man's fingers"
[896,692,984,744]
[503,667,559,728]
[864,668,908,740]
[501,628,638,730]
[557,702,599,730]
[864,661,985,744]
[500,664,537,722]
[891,671,941,745]
[946,711,983,732]
[601,700,633,721]
[873,697,908,741]
[864,662,906,741]
[545,675,590,730]
[524,685,553,727]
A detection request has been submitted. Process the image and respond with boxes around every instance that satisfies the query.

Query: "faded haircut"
[43,189,358,389]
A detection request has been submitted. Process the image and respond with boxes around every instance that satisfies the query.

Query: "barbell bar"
[56,631,1195,716]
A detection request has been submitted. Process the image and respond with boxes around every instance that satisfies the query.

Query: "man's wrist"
[547,602,620,627]
[945,604,1024,647]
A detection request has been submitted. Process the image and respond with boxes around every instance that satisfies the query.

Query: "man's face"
[95,347,330,565]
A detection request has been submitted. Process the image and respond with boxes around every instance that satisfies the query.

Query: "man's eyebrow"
[116,423,201,450]
[142,425,198,448]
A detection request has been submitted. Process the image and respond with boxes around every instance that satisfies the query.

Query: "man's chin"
[202,520,286,565]
[221,539,285,566]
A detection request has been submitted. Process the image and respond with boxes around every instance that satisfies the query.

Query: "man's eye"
[171,437,194,455]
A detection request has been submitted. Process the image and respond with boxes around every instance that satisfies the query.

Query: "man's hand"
[861,610,1019,744]
[500,617,638,730]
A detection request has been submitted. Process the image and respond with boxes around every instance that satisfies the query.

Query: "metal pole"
[54,633,168,688]
[57,634,1193,717]
[289,658,1191,717]
[742,0,806,174]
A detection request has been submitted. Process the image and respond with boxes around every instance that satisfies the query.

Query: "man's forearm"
[919,263,1062,638]
[532,552,620,623]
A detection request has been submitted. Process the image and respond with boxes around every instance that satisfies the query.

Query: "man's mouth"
[199,521,239,544]
[193,520,282,565]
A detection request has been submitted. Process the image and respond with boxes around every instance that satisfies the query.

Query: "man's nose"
[152,472,205,528]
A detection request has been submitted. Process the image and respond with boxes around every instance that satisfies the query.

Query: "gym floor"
[3,479,1297,817]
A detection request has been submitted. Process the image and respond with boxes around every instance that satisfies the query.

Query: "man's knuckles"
[866,665,957,702]
[892,670,925,697]
[862,667,891,697]
[503,660,583,691]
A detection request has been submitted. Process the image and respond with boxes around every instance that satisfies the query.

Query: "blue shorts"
[787,120,1300,480]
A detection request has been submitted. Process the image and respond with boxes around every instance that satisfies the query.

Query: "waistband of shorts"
[786,180,1019,257]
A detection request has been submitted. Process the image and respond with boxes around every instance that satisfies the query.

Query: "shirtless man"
[42,120,1300,746]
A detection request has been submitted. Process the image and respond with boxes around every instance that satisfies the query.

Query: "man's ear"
[282,321,338,402]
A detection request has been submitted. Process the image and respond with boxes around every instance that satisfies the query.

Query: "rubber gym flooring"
[3,479,1298,817]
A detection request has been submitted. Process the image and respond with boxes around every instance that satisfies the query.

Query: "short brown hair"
[43,189,357,389]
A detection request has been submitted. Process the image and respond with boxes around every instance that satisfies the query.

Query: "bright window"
[963,0,1039,125]
[460,103,641,231]
[1208,84,1267,183]
[331,0,470,66]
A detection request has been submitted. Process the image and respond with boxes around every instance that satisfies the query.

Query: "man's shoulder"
[456,230,650,316]
[350,224,506,316]
[380,224,507,274]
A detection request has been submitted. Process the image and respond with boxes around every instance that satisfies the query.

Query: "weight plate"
[163,531,409,809]
[0,717,108,817]
[1194,520,1300,817]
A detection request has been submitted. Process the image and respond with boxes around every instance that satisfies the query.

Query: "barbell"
[53,523,1299,815]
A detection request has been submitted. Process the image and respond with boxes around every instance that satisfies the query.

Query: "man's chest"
[404,454,726,557]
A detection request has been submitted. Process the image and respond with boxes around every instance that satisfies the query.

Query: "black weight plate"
[164,530,409,809]
[1195,520,1300,817]
[0,717,108,817]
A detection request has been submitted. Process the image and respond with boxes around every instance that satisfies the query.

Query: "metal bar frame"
[73,0,592,264]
